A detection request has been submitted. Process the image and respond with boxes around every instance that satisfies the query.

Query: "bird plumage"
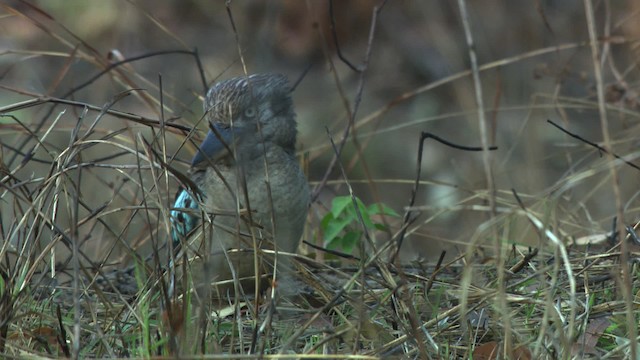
[170,73,309,298]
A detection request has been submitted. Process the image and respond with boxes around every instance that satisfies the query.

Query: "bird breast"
[200,144,309,252]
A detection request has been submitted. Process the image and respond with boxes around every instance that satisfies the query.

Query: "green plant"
[321,195,399,254]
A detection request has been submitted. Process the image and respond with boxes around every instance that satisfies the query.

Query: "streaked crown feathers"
[203,73,291,124]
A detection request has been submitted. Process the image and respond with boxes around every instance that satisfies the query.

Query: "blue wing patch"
[170,188,200,248]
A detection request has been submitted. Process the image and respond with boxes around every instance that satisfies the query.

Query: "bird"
[170,73,309,301]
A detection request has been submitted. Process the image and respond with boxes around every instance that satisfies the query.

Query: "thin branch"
[547,119,640,172]
[457,0,505,353]
[312,0,387,202]
[0,95,191,132]
[63,49,206,98]
[329,0,362,72]
[395,132,497,258]
[583,0,637,357]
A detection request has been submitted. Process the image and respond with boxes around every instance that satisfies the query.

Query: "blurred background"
[1,0,640,269]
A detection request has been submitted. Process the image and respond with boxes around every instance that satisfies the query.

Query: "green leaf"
[330,196,353,218]
[324,196,398,253]
[347,198,374,229]
[341,231,360,253]
[374,223,387,231]
[368,203,400,217]
[321,212,335,231]
[323,214,352,242]
[325,235,340,250]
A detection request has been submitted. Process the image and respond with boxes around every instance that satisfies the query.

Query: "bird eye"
[244,107,257,118]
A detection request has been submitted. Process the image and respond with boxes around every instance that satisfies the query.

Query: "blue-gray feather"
[169,73,309,292]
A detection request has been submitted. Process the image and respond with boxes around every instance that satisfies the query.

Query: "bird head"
[203,73,297,151]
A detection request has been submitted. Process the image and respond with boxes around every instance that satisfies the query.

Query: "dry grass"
[1,0,640,358]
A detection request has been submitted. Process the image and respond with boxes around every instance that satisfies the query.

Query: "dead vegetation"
[1,1,640,358]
